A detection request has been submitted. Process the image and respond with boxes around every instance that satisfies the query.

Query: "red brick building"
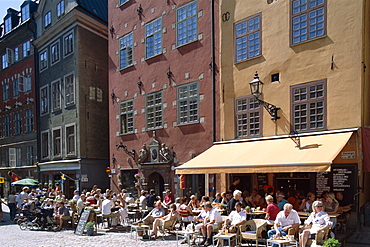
[108,0,219,197]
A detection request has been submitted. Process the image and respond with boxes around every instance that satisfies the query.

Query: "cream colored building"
[177,0,370,215]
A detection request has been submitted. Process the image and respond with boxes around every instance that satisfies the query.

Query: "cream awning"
[175,132,353,174]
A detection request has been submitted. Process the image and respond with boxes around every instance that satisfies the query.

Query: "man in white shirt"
[76,194,86,215]
[102,195,119,227]
[268,203,300,246]
[72,190,80,201]
[199,202,223,246]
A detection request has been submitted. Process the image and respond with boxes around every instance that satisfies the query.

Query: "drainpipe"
[211,0,216,143]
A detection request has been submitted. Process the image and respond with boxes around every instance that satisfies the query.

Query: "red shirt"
[164,194,174,204]
[266,203,280,220]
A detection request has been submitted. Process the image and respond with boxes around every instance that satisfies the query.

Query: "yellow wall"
[220,0,365,140]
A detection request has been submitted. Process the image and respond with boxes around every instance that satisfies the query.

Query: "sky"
[0,0,25,21]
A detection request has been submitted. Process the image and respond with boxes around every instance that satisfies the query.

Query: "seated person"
[265,195,280,223]
[117,194,128,226]
[268,203,300,247]
[188,195,200,210]
[299,201,333,247]
[138,201,165,226]
[178,198,193,223]
[102,195,120,227]
[54,201,71,230]
[76,194,87,215]
[150,204,178,239]
[199,202,223,246]
[217,202,246,247]
[213,193,222,204]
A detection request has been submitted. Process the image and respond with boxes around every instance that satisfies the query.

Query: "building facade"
[0,0,38,197]
[108,0,219,197]
[33,0,109,197]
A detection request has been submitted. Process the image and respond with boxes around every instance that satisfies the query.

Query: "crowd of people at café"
[0,178,352,246]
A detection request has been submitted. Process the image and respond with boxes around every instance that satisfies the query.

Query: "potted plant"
[86,207,96,222]
[323,238,341,247]
[85,221,95,236]
[136,223,145,236]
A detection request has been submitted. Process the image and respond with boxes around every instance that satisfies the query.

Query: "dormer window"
[57,0,65,17]
[44,11,51,28]
[21,4,30,22]
[4,17,12,33]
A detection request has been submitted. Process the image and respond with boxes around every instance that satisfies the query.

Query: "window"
[120,100,134,134]
[14,112,22,135]
[291,79,326,131]
[57,0,65,17]
[41,131,49,159]
[51,42,60,64]
[235,95,262,137]
[26,146,34,166]
[119,0,129,5]
[53,128,61,156]
[4,17,12,33]
[119,32,133,69]
[176,1,197,46]
[14,47,19,62]
[9,148,16,167]
[4,116,11,137]
[25,108,34,133]
[235,13,261,63]
[40,86,49,115]
[21,4,30,22]
[13,79,20,97]
[2,54,8,69]
[23,75,32,92]
[177,82,199,124]
[66,124,75,155]
[23,41,31,57]
[40,50,48,71]
[145,18,162,59]
[291,0,326,45]
[3,84,9,101]
[65,74,75,106]
[44,11,51,28]
[64,33,73,56]
[146,91,163,129]
[52,80,61,111]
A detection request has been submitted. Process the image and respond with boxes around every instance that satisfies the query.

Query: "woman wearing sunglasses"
[299,200,332,247]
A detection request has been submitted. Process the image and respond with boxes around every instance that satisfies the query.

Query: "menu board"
[316,172,331,197]
[75,209,90,235]
[257,174,268,191]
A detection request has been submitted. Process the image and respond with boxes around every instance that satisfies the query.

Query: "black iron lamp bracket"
[255,97,280,121]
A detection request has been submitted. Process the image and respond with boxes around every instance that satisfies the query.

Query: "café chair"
[158,217,178,240]
[241,219,267,247]
[305,225,331,246]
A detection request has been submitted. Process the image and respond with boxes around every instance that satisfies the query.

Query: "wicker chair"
[241,219,267,246]
[158,216,178,240]
[306,225,331,246]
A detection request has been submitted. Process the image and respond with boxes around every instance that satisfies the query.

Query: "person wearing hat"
[277,193,289,210]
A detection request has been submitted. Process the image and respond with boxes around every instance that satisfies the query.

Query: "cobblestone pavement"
[0,221,187,247]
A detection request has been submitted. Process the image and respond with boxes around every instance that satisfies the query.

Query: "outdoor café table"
[213,232,238,247]
[192,209,202,215]
[130,224,150,240]
[267,238,298,247]
[175,230,199,247]
[245,210,266,219]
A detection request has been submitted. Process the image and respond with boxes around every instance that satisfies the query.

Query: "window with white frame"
[235,95,262,138]
[3,116,11,137]
[4,17,12,33]
[44,11,51,28]
[51,42,60,64]
[291,79,326,131]
[2,54,9,69]
[23,41,31,57]
[21,3,30,22]
[25,108,34,133]
[9,148,16,167]
[177,82,199,125]
[13,79,20,97]
[26,146,34,166]
[40,50,48,71]
[41,131,49,159]
[291,0,326,45]
[53,128,61,156]
[3,84,9,101]
[119,32,133,69]
[176,1,197,46]
[52,80,61,111]
[40,86,49,115]
[146,91,163,129]
[16,148,22,167]
[14,47,19,62]
[145,17,162,59]
[14,111,22,135]
[66,125,75,155]
[234,13,261,63]
[65,74,75,106]
[120,100,134,134]
[57,0,65,17]
[64,33,73,56]
[24,74,32,92]
[119,0,129,5]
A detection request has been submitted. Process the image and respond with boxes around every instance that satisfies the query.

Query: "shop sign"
[81,178,88,182]
[341,151,355,159]
[0,177,4,183]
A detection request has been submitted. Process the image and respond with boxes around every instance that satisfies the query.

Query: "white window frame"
[65,123,76,156]
[14,47,19,62]
[64,72,75,106]
[57,0,65,17]
[13,79,20,98]
[51,79,61,111]
[21,3,30,22]
[44,11,52,28]
[25,108,34,133]
[50,41,60,65]
[39,49,48,71]
[41,130,50,159]
[13,111,22,135]
[52,127,62,157]
[23,41,31,57]
[40,85,49,115]
[119,32,134,70]
[2,54,8,69]
[9,148,16,167]
[145,17,162,59]
[4,17,12,33]
[63,31,74,57]
[176,0,198,47]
